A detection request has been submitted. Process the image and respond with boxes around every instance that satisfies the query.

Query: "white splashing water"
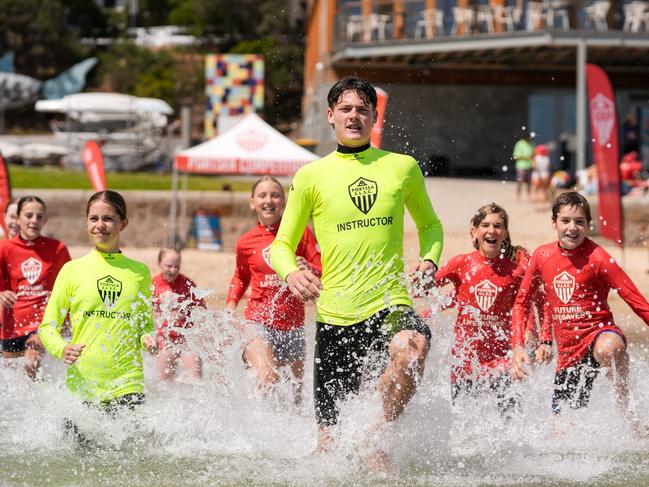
[2,286,649,487]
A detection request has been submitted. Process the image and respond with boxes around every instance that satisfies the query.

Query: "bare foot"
[627,416,649,439]
[365,449,394,473]
[312,427,333,456]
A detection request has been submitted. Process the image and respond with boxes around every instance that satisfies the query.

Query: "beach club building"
[302,0,649,177]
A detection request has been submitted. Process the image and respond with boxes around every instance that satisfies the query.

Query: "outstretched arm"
[271,174,322,301]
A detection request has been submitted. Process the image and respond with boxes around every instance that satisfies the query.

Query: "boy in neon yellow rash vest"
[40,190,157,407]
[271,76,443,462]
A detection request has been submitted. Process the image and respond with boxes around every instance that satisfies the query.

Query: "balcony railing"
[335,0,649,47]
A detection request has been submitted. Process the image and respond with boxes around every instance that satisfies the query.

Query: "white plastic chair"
[346,15,365,41]
[583,1,610,31]
[476,5,495,33]
[491,5,518,31]
[526,1,545,30]
[415,8,445,38]
[451,6,476,35]
[545,0,570,30]
[365,13,390,41]
[623,1,649,32]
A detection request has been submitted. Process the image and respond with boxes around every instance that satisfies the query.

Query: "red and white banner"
[0,154,11,236]
[175,155,303,176]
[371,87,388,149]
[586,63,623,246]
[82,140,107,192]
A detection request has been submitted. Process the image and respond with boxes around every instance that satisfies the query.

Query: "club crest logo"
[348,177,378,214]
[21,257,42,285]
[474,279,498,311]
[262,244,272,268]
[235,129,268,152]
[553,271,575,304]
[97,275,123,306]
[590,92,615,147]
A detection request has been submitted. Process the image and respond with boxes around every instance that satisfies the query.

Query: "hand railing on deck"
[336,0,649,48]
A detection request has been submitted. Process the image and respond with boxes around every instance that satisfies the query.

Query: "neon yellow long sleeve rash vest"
[39,250,154,402]
[271,146,444,325]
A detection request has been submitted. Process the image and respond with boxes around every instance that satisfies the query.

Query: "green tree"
[0,0,89,78]
[97,42,203,110]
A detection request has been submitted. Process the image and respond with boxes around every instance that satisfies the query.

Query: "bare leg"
[181,351,203,380]
[243,338,279,394]
[379,330,429,422]
[157,348,179,382]
[315,426,334,455]
[24,335,44,381]
[361,331,428,471]
[592,332,628,411]
[288,359,304,405]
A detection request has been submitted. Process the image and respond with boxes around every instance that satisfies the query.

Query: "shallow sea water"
[2,302,649,487]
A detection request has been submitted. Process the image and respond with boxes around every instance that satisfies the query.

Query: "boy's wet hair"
[470,202,525,262]
[327,77,377,110]
[552,191,592,223]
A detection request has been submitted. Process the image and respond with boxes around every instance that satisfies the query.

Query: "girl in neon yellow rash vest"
[39,190,157,408]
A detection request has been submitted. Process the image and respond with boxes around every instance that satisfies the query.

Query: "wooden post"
[491,0,505,33]
[394,0,404,39]
[458,0,469,35]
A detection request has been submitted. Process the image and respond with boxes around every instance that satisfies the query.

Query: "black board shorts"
[313,305,431,427]
[551,330,625,414]
[1,331,36,353]
[551,348,600,414]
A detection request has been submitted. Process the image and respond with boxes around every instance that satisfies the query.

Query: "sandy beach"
[67,177,649,349]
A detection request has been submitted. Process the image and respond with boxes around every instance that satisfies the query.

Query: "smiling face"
[327,90,377,147]
[553,205,588,250]
[87,200,128,253]
[5,202,19,239]
[250,180,285,227]
[159,251,181,283]
[471,212,508,259]
[18,201,47,242]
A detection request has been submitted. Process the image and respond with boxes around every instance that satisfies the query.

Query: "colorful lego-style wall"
[204,54,264,138]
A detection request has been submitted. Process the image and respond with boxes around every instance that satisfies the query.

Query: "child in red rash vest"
[0,196,71,379]
[226,176,321,404]
[153,247,206,382]
[433,203,542,415]
[511,191,649,416]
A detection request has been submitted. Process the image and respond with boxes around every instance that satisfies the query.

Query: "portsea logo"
[97,275,123,306]
[348,177,378,214]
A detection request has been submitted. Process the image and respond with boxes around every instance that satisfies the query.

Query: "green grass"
[8,165,256,191]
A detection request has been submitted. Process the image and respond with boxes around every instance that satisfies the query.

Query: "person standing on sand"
[513,134,535,201]
[271,76,443,463]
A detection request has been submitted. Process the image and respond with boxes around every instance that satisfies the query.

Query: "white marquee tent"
[175,112,318,176]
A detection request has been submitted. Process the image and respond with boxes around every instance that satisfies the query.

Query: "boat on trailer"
[35,92,173,171]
